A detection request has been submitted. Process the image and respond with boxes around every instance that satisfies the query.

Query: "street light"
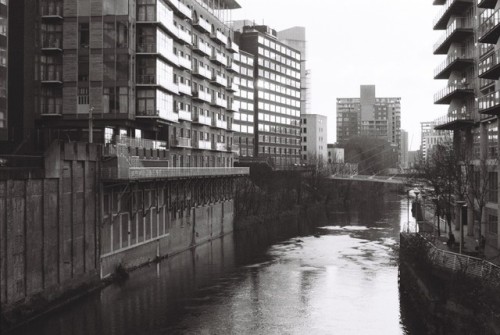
[456,200,466,254]
[88,106,95,144]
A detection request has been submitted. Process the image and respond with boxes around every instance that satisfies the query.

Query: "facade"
[420,120,450,161]
[0,0,6,141]
[401,129,409,169]
[3,0,244,169]
[232,50,255,157]
[301,113,327,163]
[336,85,402,163]
[278,26,310,115]
[433,0,500,248]
[235,25,302,168]
[327,144,344,163]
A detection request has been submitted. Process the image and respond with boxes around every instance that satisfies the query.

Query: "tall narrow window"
[79,23,89,48]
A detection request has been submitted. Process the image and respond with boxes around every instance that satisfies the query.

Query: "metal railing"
[434,0,473,28]
[114,135,167,150]
[434,83,472,103]
[433,107,473,127]
[128,167,249,180]
[434,48,472,77]
[433,17,472,53]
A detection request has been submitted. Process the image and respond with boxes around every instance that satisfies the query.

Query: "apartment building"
[301,113,327,163]
[336,85,402,164]
[401,129,409,169]
[3,0,241,168]
[232,50,255,157]
[0,0,6,141]
[235,25,302,168]
[432,0,499,247]
[420,120,450,161]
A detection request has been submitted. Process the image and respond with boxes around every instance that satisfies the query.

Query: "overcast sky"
[231,0,447,150]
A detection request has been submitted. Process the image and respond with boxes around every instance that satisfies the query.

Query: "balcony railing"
[40,104,62,115]
[193,39,211,56]
[193,16,211,33]
[478,0,497,8]
[479,49,500,79]
[177,1,192,19]
[178,82,192,96]
[433,108,474,130]
[211,74,228,87]
[178,56,192,70]
[214,142,227,151]
[212,96,227,108]
[177,29,192,45]
[227,62,240,73]
[195,140,212,150]
[434,83,473,104]
[193,64,212,80]
[41,36,62,50]
[434,48,473,79]
[228,41,239,53]
[126,167,249,180]
[137,74,179,94]
[433,17,472,54]
[211,50,228,66]
[193,114,211,126]
[136,6,178,39]
[173,136,192,148]
[137,43,179,66]
[479,90,500,115]
[212,30,228,45]
[213,119,228,129]
[115,135,168,151]
[227,100,240,112]
[479,8,500,44]
[178,108,192,121]
[193,90,211,103]
[433,0,473,30]
[41,71,62,83]
[136,108,179,122]
[41,4,63,18]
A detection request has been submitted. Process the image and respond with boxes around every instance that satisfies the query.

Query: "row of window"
[257,101,301,117]
[257,35,300,61]
[257,90,300,108]
[257,123,300,136]
[257,56,300,76]
[257,68,300,88]
[258,135,300,146]
[257,79,300,98]
[258,112,299,126]
[234,53,254,66]
[260,146,300,155]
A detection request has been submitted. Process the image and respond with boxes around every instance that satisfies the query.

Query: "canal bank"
[400,232,500,334]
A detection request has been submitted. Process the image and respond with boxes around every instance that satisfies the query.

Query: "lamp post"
[456,200,466,254]
[88,106,95,143]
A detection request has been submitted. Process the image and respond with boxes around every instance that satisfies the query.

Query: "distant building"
[401,130,409,169]
[0,0,6,141]
[301,114,327,163]
[408,150,420,169]
[420,121,450,161]
[327,144,344,163]
[336,85,401,164]
[235,24,302,168]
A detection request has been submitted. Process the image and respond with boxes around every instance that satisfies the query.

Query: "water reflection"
[10,190,423,335]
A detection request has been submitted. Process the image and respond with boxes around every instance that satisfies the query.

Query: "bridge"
[329,174,407,185]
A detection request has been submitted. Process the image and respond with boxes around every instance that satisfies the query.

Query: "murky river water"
[11,191,422,335]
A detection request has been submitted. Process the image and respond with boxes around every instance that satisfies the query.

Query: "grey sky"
[232,0,447,150]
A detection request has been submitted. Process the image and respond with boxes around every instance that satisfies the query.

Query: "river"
[10,190,423,335]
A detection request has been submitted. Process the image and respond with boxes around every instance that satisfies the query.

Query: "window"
[79,23,89,48]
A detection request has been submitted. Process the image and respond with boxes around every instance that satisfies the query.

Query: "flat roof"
[207,0,241,9]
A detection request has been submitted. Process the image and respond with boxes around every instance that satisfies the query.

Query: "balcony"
[137,43,179,67]
[193,90,211,103]
[194,140,212,150]
[178,55,192,71]
[227,81,239,93]
[478,0,497,9]
[433,18,473,55]
[193,64,212,80]
[213,118,228,129]
[479,49,500,79]
[193,16,211,33]
[193,113,211,126]
[479,90,500,115]
[178,108,192,121]
[136,6,178,39]
[172,136,192,148]
[434,48,474,79]
[41,71,62,84]
[212,96,227,108]
[177,1,192,19]
[40,104,62,116]
[434,109,474,130]
[227,62,240,73]
[136,107,179,123]
[137,74,179,95]
[177,29,192,45]
[211,50,228,66]
[479,9,500,44]
[212,30,228,45]
[227,100,240,112]
[178,82,192,96]
[228,41,239,53]
[41,4,63,19]
[214,142,227,151]
[434,83,473,104]
[41,36,62,51]
[433,0,473,30]
[193,39,211,56]
[115,135,168,151]
[211,74,227,87]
